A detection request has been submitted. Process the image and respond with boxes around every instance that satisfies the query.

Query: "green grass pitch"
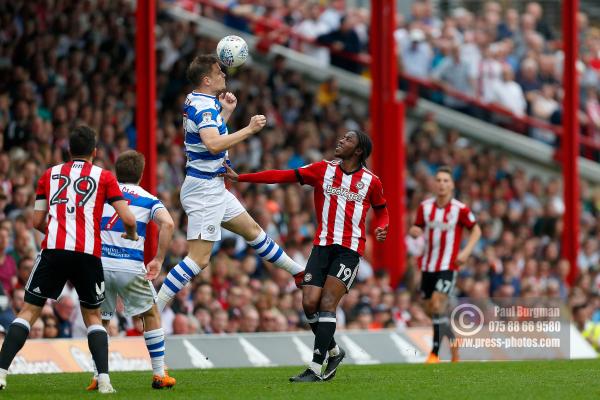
[3,360,600,399]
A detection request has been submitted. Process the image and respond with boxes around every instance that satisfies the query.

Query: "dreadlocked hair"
[352,130,372,166]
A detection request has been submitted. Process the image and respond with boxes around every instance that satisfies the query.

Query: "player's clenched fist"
[218,91,237,112]
[375,225,388,242]
[248,115,267,133]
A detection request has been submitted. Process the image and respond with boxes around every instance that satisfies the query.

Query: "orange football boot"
[425,353,440,364]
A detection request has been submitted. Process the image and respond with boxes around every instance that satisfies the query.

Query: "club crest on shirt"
[356,181,365,190]
[202,112,212,123]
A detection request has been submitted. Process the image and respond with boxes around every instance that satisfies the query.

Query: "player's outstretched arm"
[223,163,299,184]
[112,200,138,241]
[200,114,266,154]
[146,209,175,280]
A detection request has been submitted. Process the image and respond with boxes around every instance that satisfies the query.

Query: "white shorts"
[101,270,157,320]
[180,176,246,241]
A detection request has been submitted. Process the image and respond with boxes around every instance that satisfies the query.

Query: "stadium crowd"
[194,0,600,152]
[0,0,599,347]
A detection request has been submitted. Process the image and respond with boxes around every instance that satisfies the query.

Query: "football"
[216,35,248,68]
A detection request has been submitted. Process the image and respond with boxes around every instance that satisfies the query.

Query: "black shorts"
[303,245,360,292]
[421,270,457,300]
[25,249,105,309]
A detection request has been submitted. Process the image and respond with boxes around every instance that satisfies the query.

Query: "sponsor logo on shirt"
[426,220,457,231]
[102,245,136,259]
[325,185,364,202]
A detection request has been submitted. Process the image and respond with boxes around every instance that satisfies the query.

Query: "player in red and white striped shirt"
[35,152,132,258]
[409,166,481,364]
[0,126,137,393]
[225,130,388,382]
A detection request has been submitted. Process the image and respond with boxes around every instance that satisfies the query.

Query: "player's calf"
[157,256,203,311]
[247,229,305,278]
[0,318,30,370]
[144,327,167,378]
[0,318,30,388]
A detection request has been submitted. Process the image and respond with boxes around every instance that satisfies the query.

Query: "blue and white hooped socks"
[156,257,202,311]
[144,328,166,377]
[247,230,304,275]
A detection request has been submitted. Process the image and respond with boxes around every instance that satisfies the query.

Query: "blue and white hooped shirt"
[183,92,229,180]
[100,183,165,274]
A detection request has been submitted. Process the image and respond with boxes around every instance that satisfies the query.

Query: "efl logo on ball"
[216,35,248,68]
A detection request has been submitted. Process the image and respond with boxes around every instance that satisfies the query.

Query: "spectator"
[211,309,229,334]
[400,29,433,79]
[585,88,600,143]
[5,185,31,220]
[172,314,190,335]
[10,231,35,265]
[239,305,260,333]
[53,296,75,338]
[490,65,527,116]
[42,315,59,339]
[223,1,255,33]
[14,257,33,290]
[292,3,330,66]
[476,45,504,104]
[497,8,519,40]
[0,228,16,295]
[526,2,554,40]
[10,289,24,316]
[319,0,345,32]
[432,44,475,113]
[530,84,559,144]
[517,58,542,102]
[29,319,44,339]
[317,15,363,74]
[194,306,212,333]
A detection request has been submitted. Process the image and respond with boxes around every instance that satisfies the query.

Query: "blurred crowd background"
[196,0,600,154]
[0,0,600,351]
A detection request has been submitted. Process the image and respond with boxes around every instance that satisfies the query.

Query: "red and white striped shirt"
[415,198,476,272]
[297,160,386,255]
[34,160,124,258]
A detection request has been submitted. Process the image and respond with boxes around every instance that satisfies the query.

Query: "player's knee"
[426,301,435,316]
[431,294,446,313]
[302,298,319,315]
[81,307,102,327]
